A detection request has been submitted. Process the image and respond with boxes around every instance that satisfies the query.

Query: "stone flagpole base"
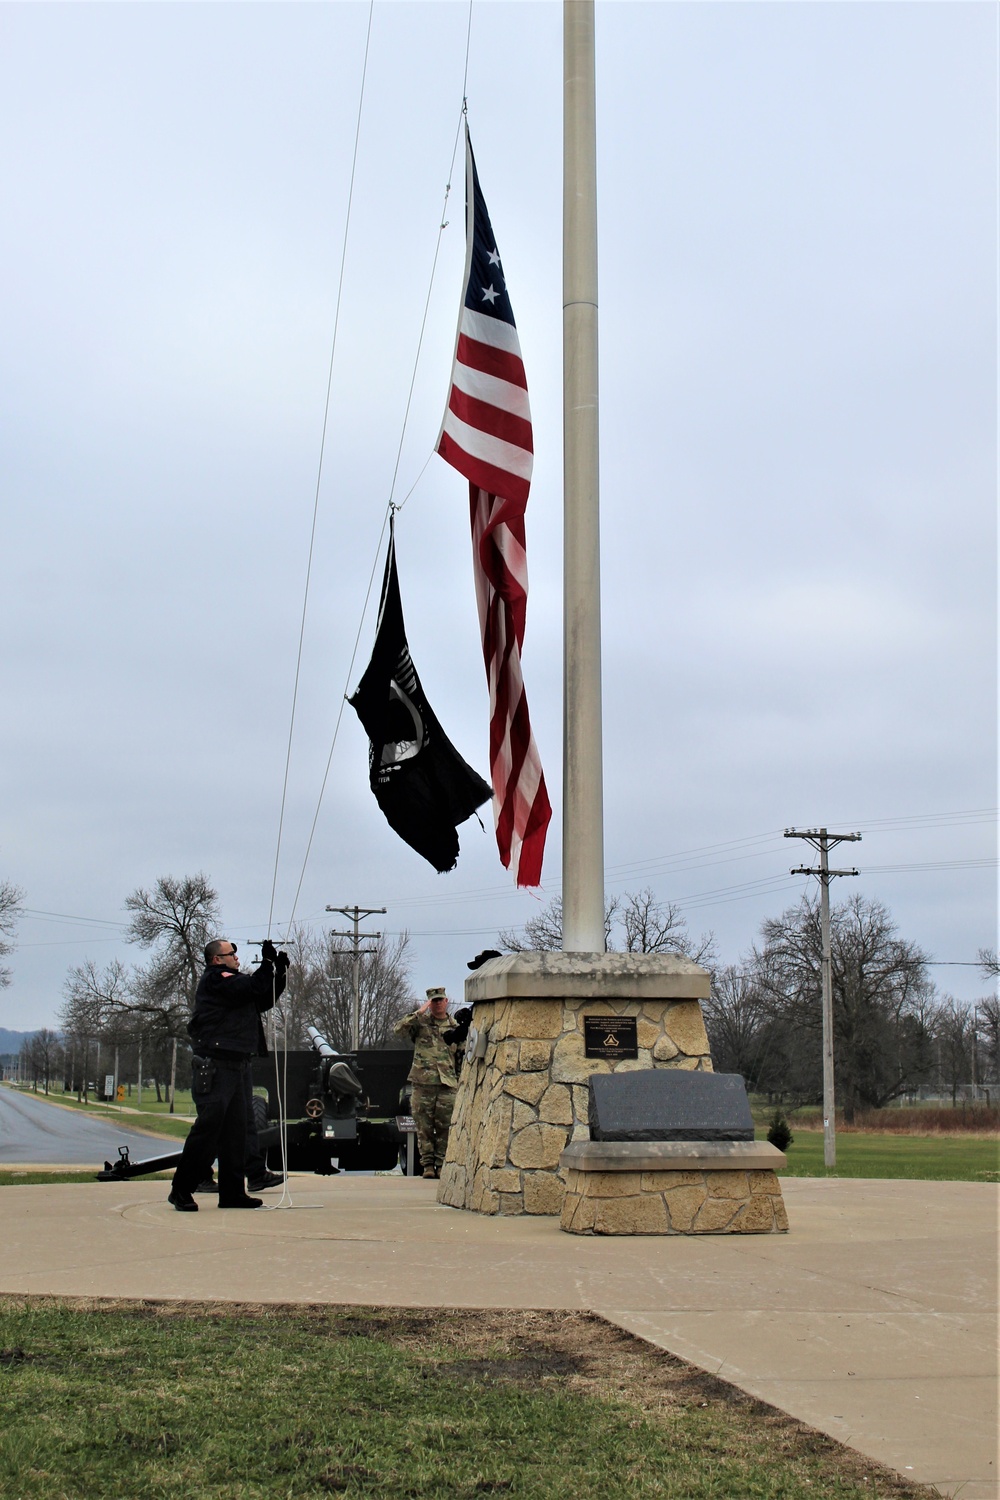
[437,951,714,1217]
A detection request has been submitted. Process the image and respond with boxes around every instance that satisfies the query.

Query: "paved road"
[0,1087,180,1166]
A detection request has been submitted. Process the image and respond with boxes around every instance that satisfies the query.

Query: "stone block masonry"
[437,951,715,1217]
[558,1141,789,1235]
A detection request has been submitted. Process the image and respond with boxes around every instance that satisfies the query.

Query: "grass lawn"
[4,1082,194,1111]
[777,1131,998,1182]
[0,1300,933,1500]
[0,1171,174,1186]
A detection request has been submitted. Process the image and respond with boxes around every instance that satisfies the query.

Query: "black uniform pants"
[172,1057,250,1201]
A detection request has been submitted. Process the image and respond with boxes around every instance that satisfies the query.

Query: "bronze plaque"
[583,1015,638,1060]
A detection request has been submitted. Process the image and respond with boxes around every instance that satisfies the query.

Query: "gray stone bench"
[560,1073,789,1235]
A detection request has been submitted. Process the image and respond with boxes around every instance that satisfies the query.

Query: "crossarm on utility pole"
[325,906,387,1050]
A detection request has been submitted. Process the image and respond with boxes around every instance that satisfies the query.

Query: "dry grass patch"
[790,1104,999,1136]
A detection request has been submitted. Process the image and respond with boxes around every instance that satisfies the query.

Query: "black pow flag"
[348,530,491,873]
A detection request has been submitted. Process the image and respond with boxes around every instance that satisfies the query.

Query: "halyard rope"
[266,0,376,941]
[258,3,475,1205]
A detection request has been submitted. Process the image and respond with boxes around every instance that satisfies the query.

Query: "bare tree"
[62,957,131,1029]
[499,888,713,965]
[0,879,24,989]
[619,888,716,965]
[359,931,415,1045]
[61,948,195,1107]
[120,875,221,1109]
[19,1028,63,1094]
[499,895,621,952]
[932,997,975,1105]
[60,959,132,1102]
[18,1035,36,1089]
[498,896,569,952]
[978,947,999,980]
[703,963,769,1081]
[755,894,933,1121]
[124,873,220,1008]
[978,994,1000,1086]
[290,927,414,1051]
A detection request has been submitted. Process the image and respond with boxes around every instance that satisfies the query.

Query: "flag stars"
[487,248,501,267]
[480,284,499,305]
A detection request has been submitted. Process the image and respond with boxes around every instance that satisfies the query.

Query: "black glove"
[261,939,278,964]
[275,950,291,972]
[443,1006,473,1046]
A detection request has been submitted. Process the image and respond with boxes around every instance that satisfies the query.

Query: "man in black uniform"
[168,937,288,1211]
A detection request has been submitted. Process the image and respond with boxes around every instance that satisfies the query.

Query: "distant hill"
[0,1028,34,1053]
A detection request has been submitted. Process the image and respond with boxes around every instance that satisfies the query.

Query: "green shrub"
[766,1109,793,1151]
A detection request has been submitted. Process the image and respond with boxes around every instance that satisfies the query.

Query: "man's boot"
[247,1170,284,1192]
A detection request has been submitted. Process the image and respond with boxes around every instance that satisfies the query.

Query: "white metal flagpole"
[562,0,605,952]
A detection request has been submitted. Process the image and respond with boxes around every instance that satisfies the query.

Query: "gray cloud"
[2,2,994,1028]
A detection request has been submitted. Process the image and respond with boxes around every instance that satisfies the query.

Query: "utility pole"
[785,828,862,1169]
[325,905,386,1051]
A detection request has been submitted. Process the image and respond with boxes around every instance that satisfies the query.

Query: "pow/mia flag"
[348,528,491,873]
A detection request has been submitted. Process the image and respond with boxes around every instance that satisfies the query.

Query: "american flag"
[437,125,551,887]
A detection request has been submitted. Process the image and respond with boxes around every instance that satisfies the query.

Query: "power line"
[375,807,995,913]
[20,908,126,929]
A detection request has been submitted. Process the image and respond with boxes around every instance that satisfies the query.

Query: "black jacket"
[187,960,284,1058]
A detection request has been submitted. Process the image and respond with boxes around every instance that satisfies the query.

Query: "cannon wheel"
[252,1093,278,1168]
[251,1094,270,1134]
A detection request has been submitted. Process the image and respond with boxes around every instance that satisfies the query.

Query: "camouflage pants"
[411,1082,456,1170]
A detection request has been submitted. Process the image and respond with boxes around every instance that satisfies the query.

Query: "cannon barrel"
[306,1026,339,1057]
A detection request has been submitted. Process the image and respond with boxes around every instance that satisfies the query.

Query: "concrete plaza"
[0,1172,995,1499]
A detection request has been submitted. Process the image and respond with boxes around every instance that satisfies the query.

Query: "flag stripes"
[470,489,550,888]
[455,333,528,391]
[436,124,551,887]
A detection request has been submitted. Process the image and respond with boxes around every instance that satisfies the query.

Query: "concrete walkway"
[0,1173,994,1499]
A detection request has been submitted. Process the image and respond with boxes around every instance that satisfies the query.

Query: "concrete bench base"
[559,1140,789,1235]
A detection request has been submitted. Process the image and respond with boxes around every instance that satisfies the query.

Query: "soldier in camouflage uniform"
[394,986,458,1177]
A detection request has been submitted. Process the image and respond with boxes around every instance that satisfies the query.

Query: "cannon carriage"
[97,1029,416,1182]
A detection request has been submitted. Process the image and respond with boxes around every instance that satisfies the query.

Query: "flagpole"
[562,0,605,952]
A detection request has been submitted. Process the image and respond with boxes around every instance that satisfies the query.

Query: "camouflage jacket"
[393,1008,459,1088]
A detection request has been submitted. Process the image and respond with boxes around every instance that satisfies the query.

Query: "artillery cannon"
[250,1031,414,1174]
[97,1030,415,1182]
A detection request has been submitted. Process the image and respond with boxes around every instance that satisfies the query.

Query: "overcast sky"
[1,1,995,1033]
